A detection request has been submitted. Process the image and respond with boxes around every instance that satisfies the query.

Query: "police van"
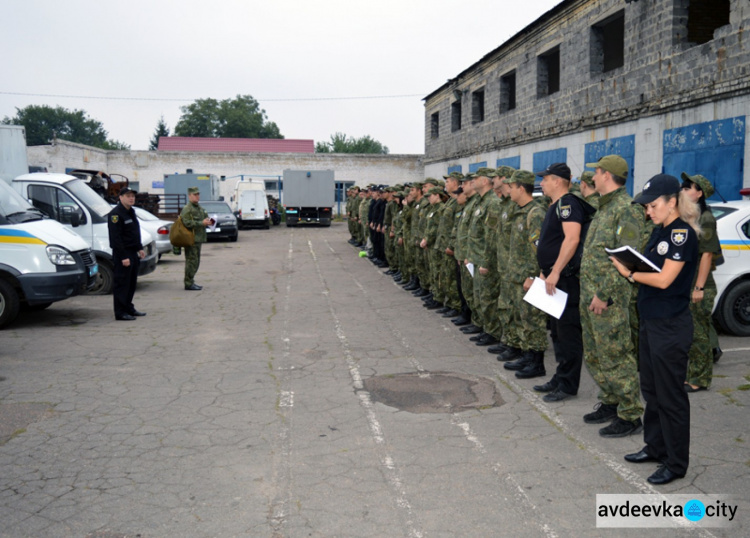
[11,173,158,294]
[0,179,98,329]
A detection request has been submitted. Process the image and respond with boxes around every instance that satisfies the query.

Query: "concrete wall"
[27,141,424,203]
[424,0,750,191]
[425,95,750,194]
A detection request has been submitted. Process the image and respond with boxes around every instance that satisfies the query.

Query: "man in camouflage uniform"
[455,176,481,331]
[351,189,365,246]
[579,171,600,209]
[401,183,421,290]
[412,178,440,298]
[490,166,519,357]
[465,168,502,346]
[500,170,549,378]
[383,187,399,274]
[580,154,644,438]
[391,191,407,282]
[346,187,360,244]
[181,186,211,291]
[420,185,446,309]
[434,173,463,317]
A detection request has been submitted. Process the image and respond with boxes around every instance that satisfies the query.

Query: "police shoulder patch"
[560,205,571,219]
[657,241,669,255]
[671,229,688,246]
[111,215,119,223]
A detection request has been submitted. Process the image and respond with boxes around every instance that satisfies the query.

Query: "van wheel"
[0,279,21,329]
[86,260,114,295]
[717,280,750,336]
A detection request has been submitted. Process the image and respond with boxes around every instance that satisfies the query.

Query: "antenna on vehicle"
[713,183,728,203]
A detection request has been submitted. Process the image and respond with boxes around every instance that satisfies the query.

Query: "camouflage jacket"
[448,201,464,253]
[359,198,371,227]
[180,201,209,244]
[495,196,515,272]
[410,197,426,246]
[455,194,479,261]
[580,186,644,305]
[396,201,413,239]
[466,189,500,268]
[435,197,458,252]
[422,200,444,247]
[507,198,546,283]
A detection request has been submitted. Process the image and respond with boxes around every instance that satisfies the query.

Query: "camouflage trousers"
[686,286,717,388]
[402,240,414,281]
[460,264,476,324]
[580,301,644,422]
[496,280,512,343]
[184,243,203,287]
[474,271,501,339]
[439,253,460,310]
[385,234,397,269]
[507,280,547,351]
[428,249,443,302]
[416,245,431,290]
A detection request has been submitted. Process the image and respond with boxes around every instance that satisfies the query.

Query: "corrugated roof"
[157,137,315,153]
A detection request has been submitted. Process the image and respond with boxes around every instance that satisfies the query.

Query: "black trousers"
[639,310,693,476]
[547,273,583,395]
[113,251,140,318]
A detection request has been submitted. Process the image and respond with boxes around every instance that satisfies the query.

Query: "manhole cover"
[362,372,504,414]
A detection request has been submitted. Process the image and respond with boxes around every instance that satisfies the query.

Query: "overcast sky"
[2,0,561,154]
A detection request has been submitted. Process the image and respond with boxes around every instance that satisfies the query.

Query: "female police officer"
[610,174,699,485]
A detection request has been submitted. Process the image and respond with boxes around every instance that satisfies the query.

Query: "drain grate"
[362,372,503,414]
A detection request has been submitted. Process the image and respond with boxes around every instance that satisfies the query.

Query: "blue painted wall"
[496,156,521,170]
[532,149,567,185]
[663,116,745,201]
[469,161,487,173]
[584,135,636,195]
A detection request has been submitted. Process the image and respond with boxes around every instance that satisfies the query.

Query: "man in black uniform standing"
[108,187,146,321]
[533,163,595,401]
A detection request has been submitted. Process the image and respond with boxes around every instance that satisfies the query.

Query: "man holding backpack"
[180,186,212,291]
[532,163,596,402]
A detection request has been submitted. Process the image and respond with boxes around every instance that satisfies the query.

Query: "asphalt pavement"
[1,223,748,537]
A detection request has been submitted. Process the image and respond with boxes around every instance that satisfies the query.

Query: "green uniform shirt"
[507,198,546,283]
[181,201,209,244]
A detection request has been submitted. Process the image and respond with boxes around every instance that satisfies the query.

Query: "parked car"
[133,206,172,258]
[201,201,239,242]
[710,200,750,336]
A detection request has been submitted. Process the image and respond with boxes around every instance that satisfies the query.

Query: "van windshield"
[65,179,114,218]
[0,180,44,223]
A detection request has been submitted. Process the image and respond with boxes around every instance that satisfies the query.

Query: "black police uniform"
[637,217,698,476]
[108,202,143,319]
[536,192,590,396]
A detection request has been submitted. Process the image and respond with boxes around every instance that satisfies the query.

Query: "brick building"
[423,0,749,200]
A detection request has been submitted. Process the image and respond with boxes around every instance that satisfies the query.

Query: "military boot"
[504,350,534,371]
[515,351,546,379]
[496,346,521,362]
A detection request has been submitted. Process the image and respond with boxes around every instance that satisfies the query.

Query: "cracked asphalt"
[1,223,748,537]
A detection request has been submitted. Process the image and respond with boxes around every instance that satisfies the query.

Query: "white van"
[0,179,98,329]
[12,173,158,294]
[237,189,270,229]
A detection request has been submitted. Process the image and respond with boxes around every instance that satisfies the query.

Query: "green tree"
[149,115,170,150]
[174,94,283,139]
[2,105,130,149]
[315,132,389,154]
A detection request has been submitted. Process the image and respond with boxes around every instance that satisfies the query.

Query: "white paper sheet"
[523,277,568,319]
[466,262,475,277]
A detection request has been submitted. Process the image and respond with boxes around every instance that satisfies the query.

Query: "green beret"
[504,170,536,185]
[496,166,516,179]
[188,186,200,194]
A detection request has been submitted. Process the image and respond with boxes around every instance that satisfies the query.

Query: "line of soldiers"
[345,156,721,440]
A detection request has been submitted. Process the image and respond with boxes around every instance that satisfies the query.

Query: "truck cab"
[0,179,97,329]
[11,173,158,294]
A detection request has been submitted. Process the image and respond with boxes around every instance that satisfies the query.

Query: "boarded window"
[451,101,462,132]
[500,71,516,112]
[472,88,485,124]
[431,112,440,139]
[591,10,625,74]
[688,0,730,45]
[538,46,560,98]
